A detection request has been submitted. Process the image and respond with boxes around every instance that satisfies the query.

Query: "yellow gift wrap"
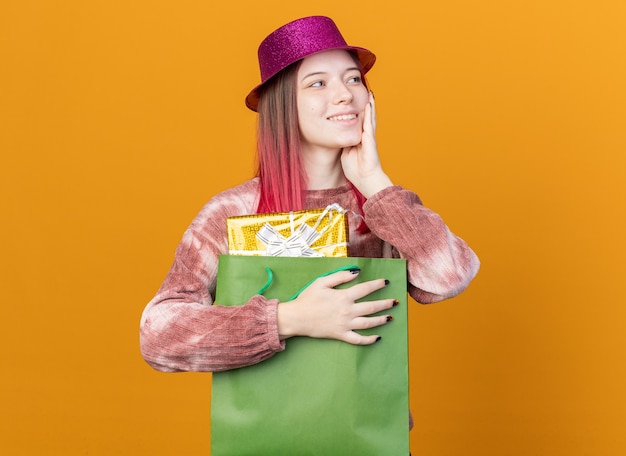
[227,204,349,257]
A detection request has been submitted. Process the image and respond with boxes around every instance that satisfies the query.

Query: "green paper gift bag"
[211,255,409,456]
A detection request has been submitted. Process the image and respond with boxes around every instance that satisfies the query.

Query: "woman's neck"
[302,147,347,190]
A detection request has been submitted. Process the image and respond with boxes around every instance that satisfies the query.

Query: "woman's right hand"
[276,268,397,345]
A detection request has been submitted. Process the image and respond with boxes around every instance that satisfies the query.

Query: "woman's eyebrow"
[300,71,327,81]
[300,67,361,82]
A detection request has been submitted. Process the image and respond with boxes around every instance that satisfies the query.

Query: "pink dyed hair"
[254,53,369,232]
[255,62,305,213]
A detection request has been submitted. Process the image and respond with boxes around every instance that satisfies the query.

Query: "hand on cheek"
[341,92,393,198]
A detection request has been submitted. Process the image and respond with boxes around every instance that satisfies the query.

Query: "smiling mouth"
[327,114,357,121]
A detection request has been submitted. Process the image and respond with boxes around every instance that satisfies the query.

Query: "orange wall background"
[2,1,625,454]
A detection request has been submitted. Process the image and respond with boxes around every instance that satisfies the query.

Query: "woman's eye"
[348,75,362,84]
[310,81,324,87]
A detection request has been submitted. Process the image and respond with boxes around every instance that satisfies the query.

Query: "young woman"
[140,15,479,426]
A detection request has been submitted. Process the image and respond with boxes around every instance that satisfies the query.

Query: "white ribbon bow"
[255,203,347,257]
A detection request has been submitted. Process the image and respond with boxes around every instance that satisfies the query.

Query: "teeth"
[328,114,356,121]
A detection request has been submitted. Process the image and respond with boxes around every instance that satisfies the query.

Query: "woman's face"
[296,49,369,154]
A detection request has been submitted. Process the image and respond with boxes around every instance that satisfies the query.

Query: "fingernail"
[392,300,399,307]
[384,279,390,286]
[386,315,393,322]
[349,268,361,274]
[375,336,382,343]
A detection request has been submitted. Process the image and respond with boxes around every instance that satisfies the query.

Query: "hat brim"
[245,47,376,112]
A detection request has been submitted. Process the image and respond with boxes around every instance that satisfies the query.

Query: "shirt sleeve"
[139,190,285,373]
[363,186,480,304]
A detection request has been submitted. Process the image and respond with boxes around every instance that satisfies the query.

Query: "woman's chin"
[336,138,362,150]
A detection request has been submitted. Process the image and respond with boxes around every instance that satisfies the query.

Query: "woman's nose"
[334,84,353,104]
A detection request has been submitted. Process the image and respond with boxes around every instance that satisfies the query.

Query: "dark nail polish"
[375,336,382,343]
[349,268,361,274]
[392,300,399,307]
[384,279,390,286]
[386,315,393,322]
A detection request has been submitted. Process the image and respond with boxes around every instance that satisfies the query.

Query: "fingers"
[351,312,393,330]
[355,295,397,312]
[315,269,388,297]
[298,269,398,347]
[317,268,361,289]
[344,278,389,302]
[314,271,393,313]
[368,91,377,130]
[342,331,382,346]
[343,299,396,346]
[361,96,374,137]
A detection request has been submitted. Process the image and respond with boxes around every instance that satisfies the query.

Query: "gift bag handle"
[257,264,359,301]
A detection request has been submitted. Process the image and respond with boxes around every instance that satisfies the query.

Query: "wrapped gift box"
[227,204,349,257]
